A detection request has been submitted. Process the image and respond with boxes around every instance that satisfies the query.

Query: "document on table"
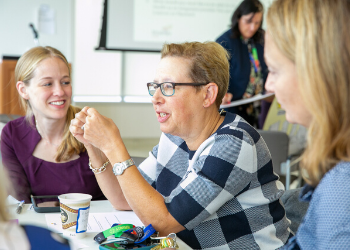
[46,211,144,233]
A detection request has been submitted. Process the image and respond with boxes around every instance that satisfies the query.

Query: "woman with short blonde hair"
[265,0,350,248]
[70,41,292,249]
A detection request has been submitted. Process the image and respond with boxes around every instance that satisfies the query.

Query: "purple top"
[0,117,105,203]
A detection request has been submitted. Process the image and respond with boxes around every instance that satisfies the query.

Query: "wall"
[74,102,161,138]
[0,0,73,61]
[1,0,274,139]
[0,0,161,139]
[73,0,161,138]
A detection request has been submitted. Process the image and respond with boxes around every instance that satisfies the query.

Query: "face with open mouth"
[151,56,206,138]
[22,57,72,121]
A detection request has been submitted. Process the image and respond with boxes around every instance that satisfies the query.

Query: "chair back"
[132,156,146,167]
[258,130,289,177]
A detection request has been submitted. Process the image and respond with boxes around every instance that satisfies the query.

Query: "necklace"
[35,120,61,147]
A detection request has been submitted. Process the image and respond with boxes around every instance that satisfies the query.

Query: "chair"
[280,187,309,233]
[258,130,293,190]
[260,98,307,189]
[132,156,146,167]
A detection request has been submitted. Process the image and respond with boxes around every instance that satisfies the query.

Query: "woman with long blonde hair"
[265,0,350,248]
[0,46,104,203]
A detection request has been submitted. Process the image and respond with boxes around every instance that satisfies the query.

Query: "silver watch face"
[113,158,135,176]
[113,163,124,175]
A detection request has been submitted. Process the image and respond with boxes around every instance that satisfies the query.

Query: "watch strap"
[123,158,135,169]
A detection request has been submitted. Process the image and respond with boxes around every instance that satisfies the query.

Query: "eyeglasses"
[147,82,208,97]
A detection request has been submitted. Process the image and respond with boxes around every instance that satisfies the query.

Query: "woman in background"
[265,0,350,248]
[0,46,105,203]
[216,0,271,128]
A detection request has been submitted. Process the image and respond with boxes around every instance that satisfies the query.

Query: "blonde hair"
[267,0,350,186]
[161,42,230,108]
[0,167,10,222]
[15,46,85,162]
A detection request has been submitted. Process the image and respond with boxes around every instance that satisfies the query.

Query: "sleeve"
[1,123,32,203]
[304,167,350,249]
[164,131,256,230]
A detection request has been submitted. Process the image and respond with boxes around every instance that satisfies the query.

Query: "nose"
[250,23,257,32]
[265,74,275,93]
[151,87,164,105]
[53,82,65,96]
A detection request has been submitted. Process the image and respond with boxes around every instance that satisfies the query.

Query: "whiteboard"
[106,0,238,51]
[74,0,274,100]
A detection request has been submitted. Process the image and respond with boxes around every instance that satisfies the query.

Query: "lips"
[157,111,169,122]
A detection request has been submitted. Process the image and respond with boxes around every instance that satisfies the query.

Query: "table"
[9,200,191,250]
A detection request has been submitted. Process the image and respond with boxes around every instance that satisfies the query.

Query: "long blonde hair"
[15,46,85,162]
[267,0,350,186]
[0,167,10,222]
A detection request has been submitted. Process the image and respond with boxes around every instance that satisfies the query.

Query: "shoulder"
[216,29,240,49]
[217,112,262,146]
[1,116,31,139]
[315,162,350,196]
[296,162,350,248]
[209,113,270,169]
[216,29,232,41]
[307,161,350,220]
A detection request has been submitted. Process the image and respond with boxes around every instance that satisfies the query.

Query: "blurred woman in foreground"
[265,0,350,248]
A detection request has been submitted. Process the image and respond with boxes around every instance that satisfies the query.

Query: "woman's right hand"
[75,107,123,157]
[70,106,91,146]
[70,106,109,163]
[222,92,233,104]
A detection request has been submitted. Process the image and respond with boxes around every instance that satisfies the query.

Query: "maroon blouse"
[1,117,105,203]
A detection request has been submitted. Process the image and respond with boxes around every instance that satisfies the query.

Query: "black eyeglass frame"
[147,82,209,96]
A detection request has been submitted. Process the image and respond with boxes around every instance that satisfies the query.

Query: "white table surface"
[9,200,191,250]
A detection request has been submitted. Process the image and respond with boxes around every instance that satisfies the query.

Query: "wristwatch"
[112,158,135,176]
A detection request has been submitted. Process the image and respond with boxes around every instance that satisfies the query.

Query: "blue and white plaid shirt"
[283,161,350,250]
[139,112,292,249]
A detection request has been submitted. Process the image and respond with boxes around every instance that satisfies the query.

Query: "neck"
[35,116,66,146]
[185,109,224,151]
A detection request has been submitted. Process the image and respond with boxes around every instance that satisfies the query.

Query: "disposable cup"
[58,193,92,239]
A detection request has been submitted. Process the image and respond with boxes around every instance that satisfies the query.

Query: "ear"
[16,81,29,100]
[203,82,218,108]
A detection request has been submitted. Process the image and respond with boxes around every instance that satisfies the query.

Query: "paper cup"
[58,193,92,239]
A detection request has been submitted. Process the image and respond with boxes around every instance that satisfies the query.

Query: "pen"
[16,200,24,214]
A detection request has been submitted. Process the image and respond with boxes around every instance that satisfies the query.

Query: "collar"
[299,184,315,202]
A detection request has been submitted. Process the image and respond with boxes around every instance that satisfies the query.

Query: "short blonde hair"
[267,0,350,186]
[161,42,230,108]
[15,46,85,162]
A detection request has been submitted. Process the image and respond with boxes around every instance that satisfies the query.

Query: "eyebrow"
[39,75,70,80]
